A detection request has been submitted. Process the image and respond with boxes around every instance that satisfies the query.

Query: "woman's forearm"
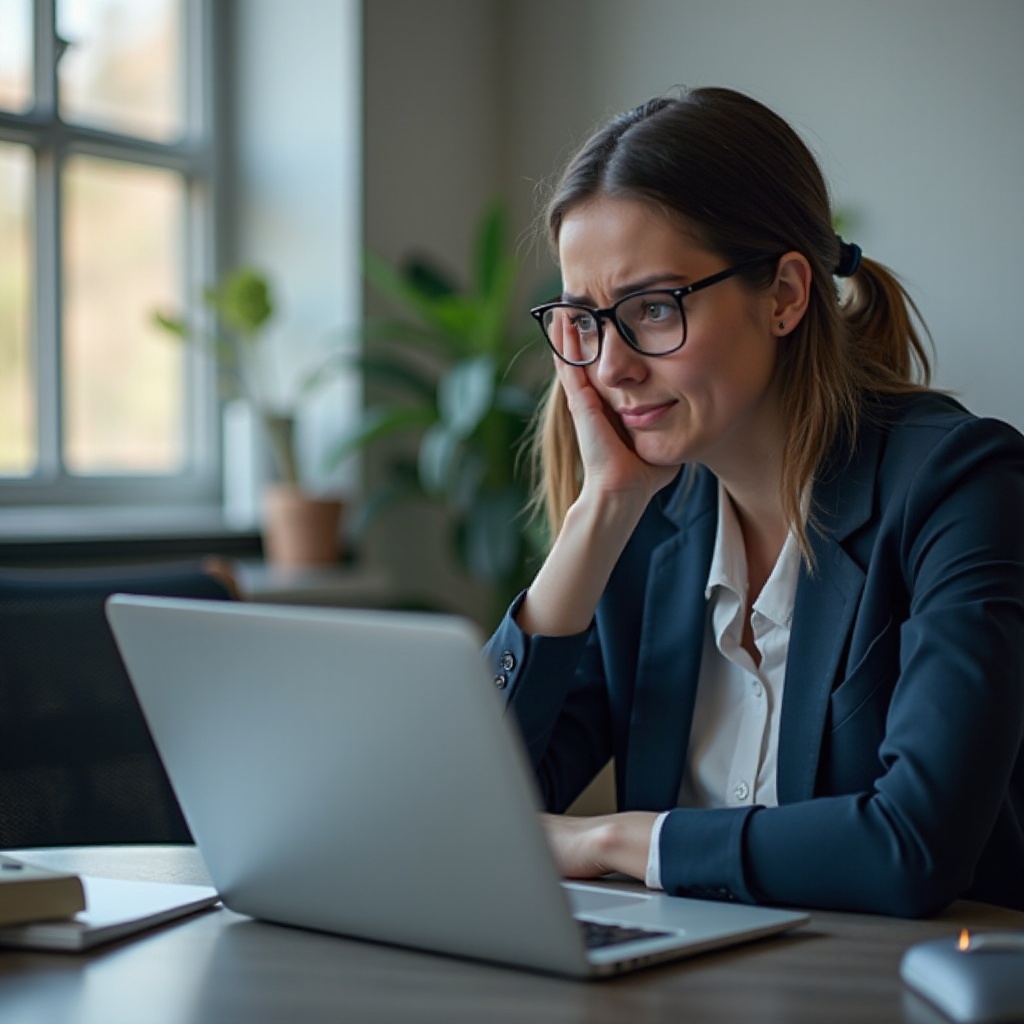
[516,490,648,636]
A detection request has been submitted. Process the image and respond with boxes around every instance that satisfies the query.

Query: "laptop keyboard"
[579,919,672,949]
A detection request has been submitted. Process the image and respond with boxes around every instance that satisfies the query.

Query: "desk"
[2,846,1022,1024]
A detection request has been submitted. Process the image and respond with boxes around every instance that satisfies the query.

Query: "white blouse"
[645,481,801,889]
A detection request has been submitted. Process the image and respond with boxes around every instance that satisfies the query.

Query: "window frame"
[0,0,222,515]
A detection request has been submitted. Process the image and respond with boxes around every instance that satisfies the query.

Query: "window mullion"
[30,0,64,480]
[33,144,64,480]
[188,0,219,484]
[32,0,56,116]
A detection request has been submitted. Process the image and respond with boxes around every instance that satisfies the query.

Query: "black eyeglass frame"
[530,253,782,366]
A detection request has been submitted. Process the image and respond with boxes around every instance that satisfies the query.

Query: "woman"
[484,87,1024,916]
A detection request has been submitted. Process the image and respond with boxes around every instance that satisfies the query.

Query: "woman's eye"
[569,312,597,334]
[641,300,673,322]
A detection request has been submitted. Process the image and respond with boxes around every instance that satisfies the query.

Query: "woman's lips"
[617,402,675,429]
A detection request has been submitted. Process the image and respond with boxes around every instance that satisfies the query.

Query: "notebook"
[0,876,219,951]
[0,854,86,927]
[106,595,809,978]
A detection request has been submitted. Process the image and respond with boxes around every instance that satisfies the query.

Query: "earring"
[778,321,786,331]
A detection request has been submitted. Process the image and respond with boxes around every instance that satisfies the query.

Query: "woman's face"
[556,194,785,477]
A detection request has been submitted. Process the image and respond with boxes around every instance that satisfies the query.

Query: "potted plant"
[154,268,345,567]
[327,202,549,621]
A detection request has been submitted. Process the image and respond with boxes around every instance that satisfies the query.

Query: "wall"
[360,0,505,617]
[229,0,363,510]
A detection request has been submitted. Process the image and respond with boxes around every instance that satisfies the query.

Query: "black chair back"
[0,562,234,848]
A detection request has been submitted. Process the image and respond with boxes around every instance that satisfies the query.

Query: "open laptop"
[106,595,809,978]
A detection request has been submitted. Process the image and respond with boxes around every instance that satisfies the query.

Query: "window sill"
[0,505,262,566]
[234,560,393,606]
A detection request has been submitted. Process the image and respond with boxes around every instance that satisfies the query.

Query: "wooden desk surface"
[2,846,1021,1024]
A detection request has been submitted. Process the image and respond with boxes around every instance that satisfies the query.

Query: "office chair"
[0,560,236,849]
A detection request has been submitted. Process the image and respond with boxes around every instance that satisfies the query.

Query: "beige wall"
[360,0,504,618]
[363,0,503,274]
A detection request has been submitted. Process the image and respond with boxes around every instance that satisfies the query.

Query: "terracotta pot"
[262,485,345,567]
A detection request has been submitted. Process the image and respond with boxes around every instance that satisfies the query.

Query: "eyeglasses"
[530,254,781,366]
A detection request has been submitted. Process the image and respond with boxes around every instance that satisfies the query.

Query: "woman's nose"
[593,321,647,387]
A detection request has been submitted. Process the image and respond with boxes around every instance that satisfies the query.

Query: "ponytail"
[841,257,933,389]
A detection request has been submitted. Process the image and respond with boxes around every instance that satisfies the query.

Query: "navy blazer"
[485,392,1024,916]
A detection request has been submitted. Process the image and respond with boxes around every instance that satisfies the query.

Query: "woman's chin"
[631,436,690,468]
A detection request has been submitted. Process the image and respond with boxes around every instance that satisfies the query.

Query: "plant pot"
[262,484,345,568]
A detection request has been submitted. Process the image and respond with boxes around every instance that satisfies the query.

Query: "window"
[0,0,218,516]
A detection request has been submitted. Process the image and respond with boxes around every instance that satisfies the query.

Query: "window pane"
[57,0,184,142]
[63,155,185,475]
[0,143,35,477]
[0,0,32,113]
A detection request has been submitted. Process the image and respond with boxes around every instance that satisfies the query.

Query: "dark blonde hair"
[532,87,931,560]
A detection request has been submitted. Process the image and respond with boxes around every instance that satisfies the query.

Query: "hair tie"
[834,237,863,277]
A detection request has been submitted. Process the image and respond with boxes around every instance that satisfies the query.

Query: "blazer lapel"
[776,420,882,803]
[623,472,717,810]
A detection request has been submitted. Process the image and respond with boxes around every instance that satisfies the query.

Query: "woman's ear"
[772,252,812,336]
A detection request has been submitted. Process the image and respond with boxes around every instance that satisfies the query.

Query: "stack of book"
[0,854,219,951]
[0,855,86,928]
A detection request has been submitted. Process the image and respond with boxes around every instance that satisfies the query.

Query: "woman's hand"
[553,343,678,507]
[540,811,659,883]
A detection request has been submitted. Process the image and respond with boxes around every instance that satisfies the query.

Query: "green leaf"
[151,311,189,339]
[301,339,441,402]
[438,356,496,438]
[213,267,273,336]
[419,293,477,343]
[365,252,452,328]
[474,202,505,300]
[349,478,419,538]
[354,351,438,402]
[494,383,539,419]
[338,316,466,365]
[325,404,435,467]
[444,449,486,515]
[473,257,520,354]
[404,257,458,300]
[456,487,526,584]
[417,422,462,495]
[365,251,476,353]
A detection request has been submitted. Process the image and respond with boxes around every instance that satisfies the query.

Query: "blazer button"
[493,673,508,690]
[500,650,516,671]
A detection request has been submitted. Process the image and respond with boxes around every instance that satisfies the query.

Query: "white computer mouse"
[900,932,1024,1023]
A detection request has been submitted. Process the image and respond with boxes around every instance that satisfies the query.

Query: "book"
[0,875,220,951]
[0,854,86,927]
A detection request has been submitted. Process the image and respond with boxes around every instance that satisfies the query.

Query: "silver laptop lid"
[107,595,590,975]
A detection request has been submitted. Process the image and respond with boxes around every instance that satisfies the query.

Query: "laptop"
[106,595,809,978]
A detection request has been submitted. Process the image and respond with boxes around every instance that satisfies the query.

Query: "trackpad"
[564,882,654,917]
